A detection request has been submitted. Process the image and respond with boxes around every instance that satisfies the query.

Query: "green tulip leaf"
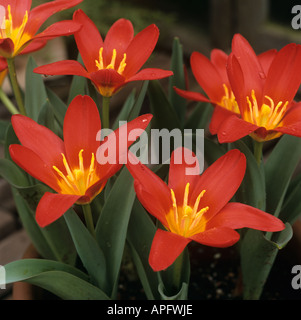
[232,140,266,210]
[64,209,107,292]
[127,199,160,300]
[95,166,136,298]
[240,222,293,300]
[264,135,301,216]
[3,258,109,300]
[25,57,48,121]
[148,80,181,131]
[169,37,186,125]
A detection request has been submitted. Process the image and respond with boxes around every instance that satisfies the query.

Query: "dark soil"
[118,237,301,300]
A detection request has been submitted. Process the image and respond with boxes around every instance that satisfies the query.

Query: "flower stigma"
[166,182,209,237]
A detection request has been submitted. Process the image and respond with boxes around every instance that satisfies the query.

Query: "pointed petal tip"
[36,192,80,228]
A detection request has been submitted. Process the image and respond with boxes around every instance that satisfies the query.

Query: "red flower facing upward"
[0,0,83,58]
[9,95,152,227]
[126,148,285,271]
[175,34,301,143]
[34,9,173,97]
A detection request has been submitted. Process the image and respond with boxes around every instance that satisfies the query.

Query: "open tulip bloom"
[0,0,83,58]
[9,95,152,227]
[126,147,285,272]
[175,34,301,143]
[34,9,173,97]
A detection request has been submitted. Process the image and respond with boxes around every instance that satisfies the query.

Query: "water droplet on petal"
[259,72,266,80]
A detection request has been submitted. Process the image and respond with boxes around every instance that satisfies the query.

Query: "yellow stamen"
[95,47,127,75]
[52,150,100,197]
[106,49,116,69]
[0,5,30,55]
[167,183,209,237]
[220,84,240,114]
[244,90,288,130]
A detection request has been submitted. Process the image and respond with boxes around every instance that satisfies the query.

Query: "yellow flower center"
[166,183,209,238]
[244,90,288,130]
[52,149,100,196]
[0,5,31,55]
[95,47,127,75]
[220,84,240,114]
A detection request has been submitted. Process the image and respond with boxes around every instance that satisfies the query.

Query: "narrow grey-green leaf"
[64,209,107,292]
[169,37,186,124]
[25,56,48,121]
[232,140,266,210]
[264,135,301,216]
[127,199,160,300]
[148,80,181,131]
[95,166,136,298]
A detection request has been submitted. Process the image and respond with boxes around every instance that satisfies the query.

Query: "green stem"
[0,87,19,114]
[172,251,184,291]
[7,58,26,116]
[102,96,111,129]
[254,141,263,165]
[82,203,96,239]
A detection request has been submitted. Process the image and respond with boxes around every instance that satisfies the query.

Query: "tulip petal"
[9,144,60,192]
[19,39,46,55]
[33,20,82,41]
[73,9,103,72]
[97,114,153,180]
[173,87,211,103]
[63,95,101,169]
[149,228,190,271]
[210,49,229,84]
[0,38,14,57]
[11,114,65,168]
[227,53,247,112]
[127,68,173,82]
[133,180,169,226]
[258,49,277,76]
[26,0,83,35]
[191,149,246,221]
[9,0,31,27]
[168,147,200,205]
[264,43,301,105]
[231,34,265,102]
[208,202,285,232]
[190,51,225,103]
[36,192,80,227]
[103,18,134,67]
[209,106,235,135]
[90,69,125,94]
[123,24,159,78]
[126,152,171,220]
[217,114,258,143]
[190,227,240,247]
[34,60,90,78]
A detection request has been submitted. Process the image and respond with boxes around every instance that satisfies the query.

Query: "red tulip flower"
[222,35,301,142]
[126,148,285,271]
[9,95,152,227]
[175,34,301,143]
[0,0,83,58]
[34,9,173,97]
